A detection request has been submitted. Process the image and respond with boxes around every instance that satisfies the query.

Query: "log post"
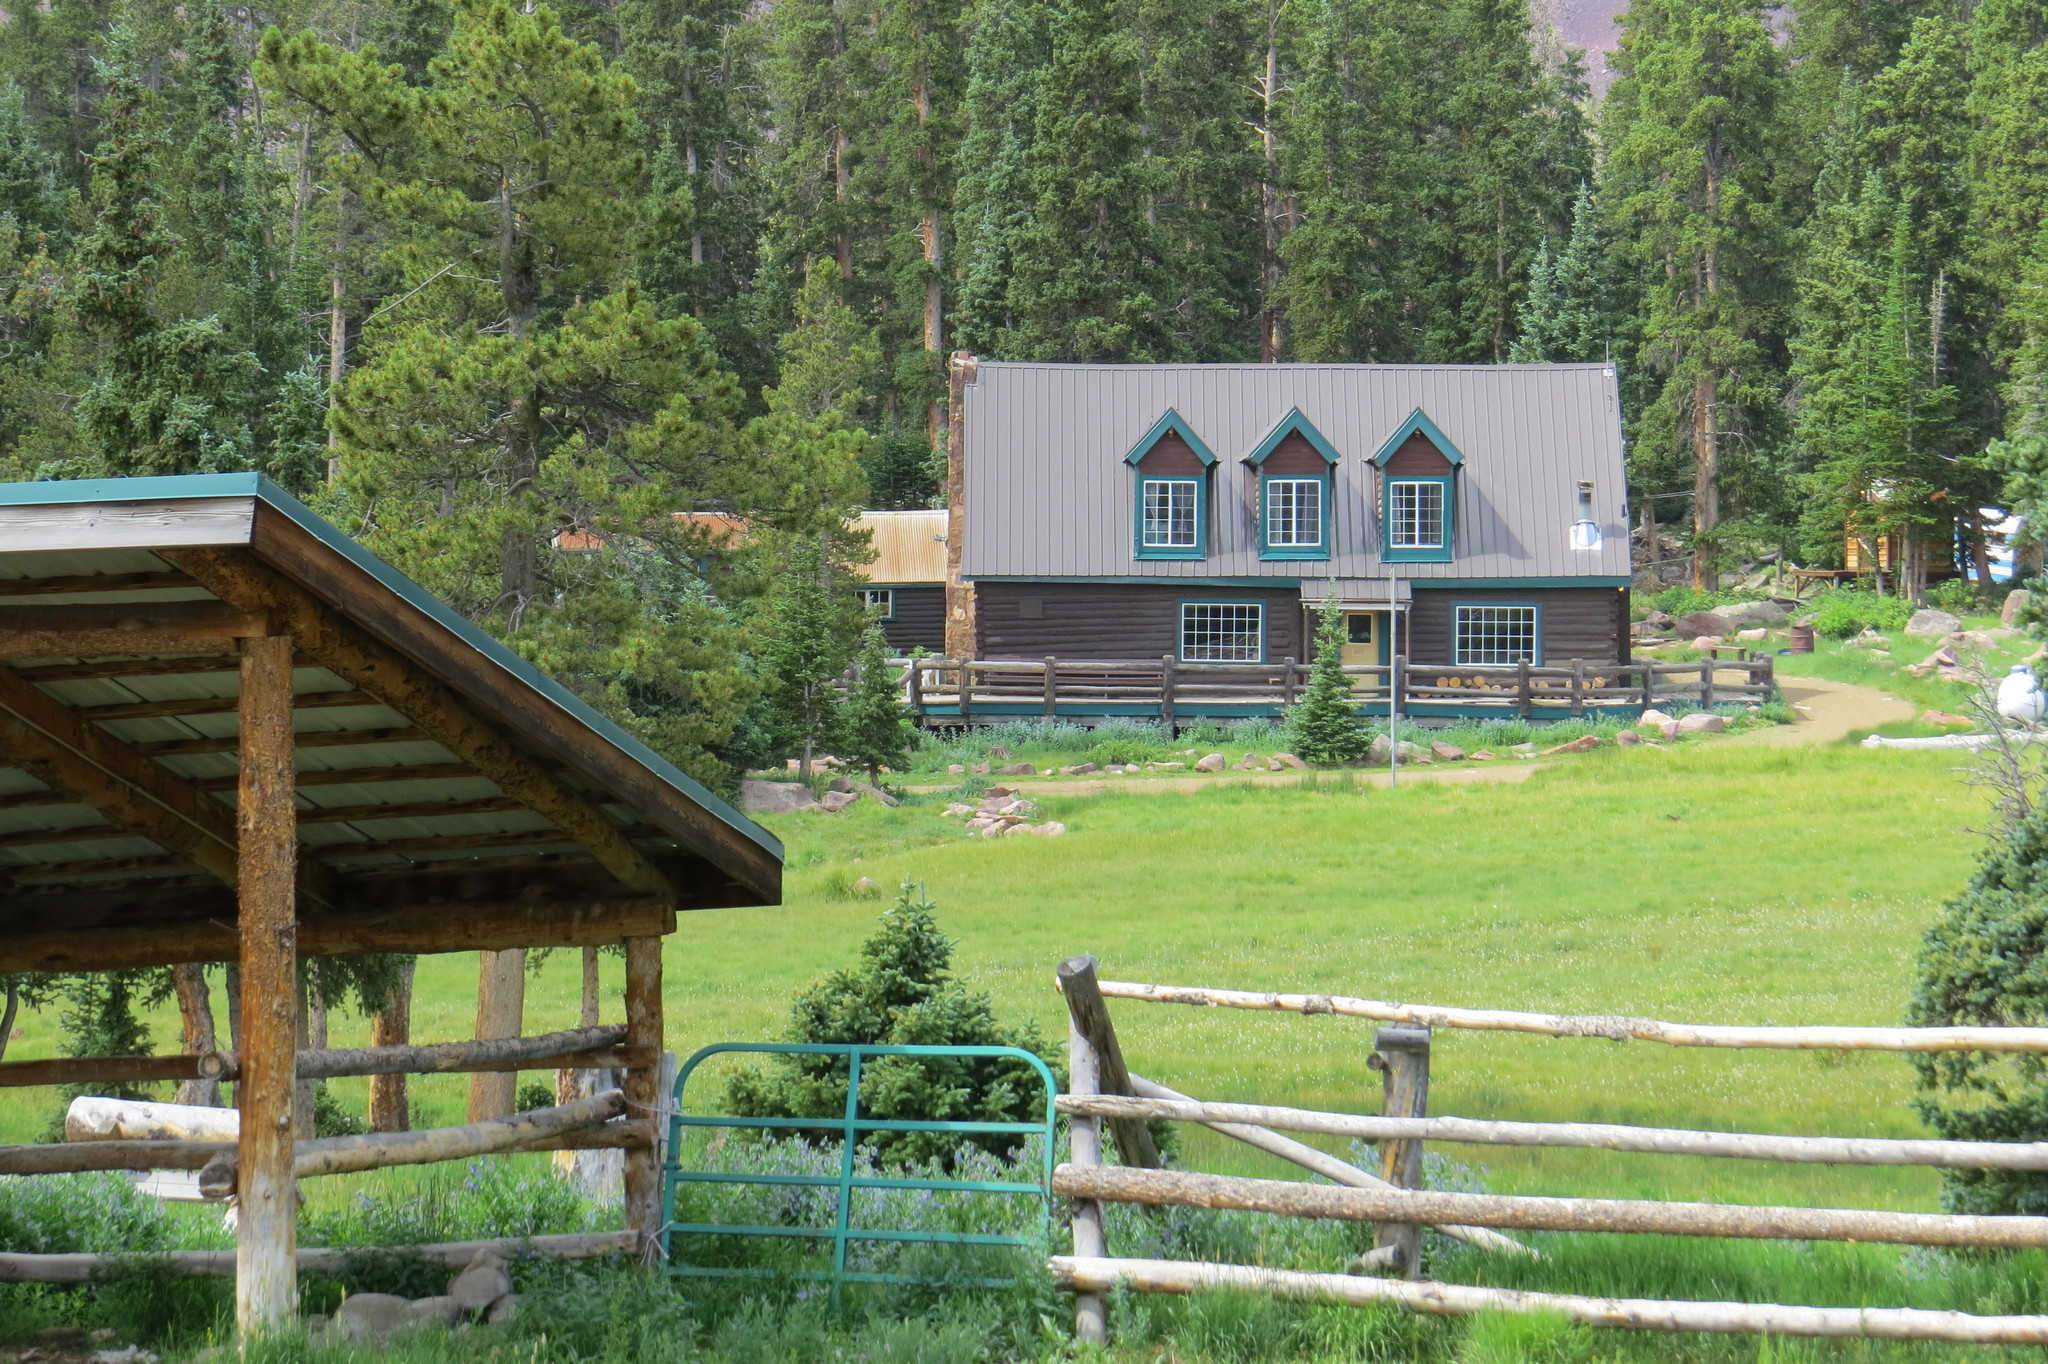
[1368,1026,1430,1278]
[1392,655,1407,718]
[1640,660,1654,711]
[1570,659,1586,719]
[1758,654,1774,701]
[906,657,923,719]
[1700,660,1715,712]
[1065,968,1109,1346]
[622,936,665,1258]
[1282,657,1296,707]
[369,959,414,1132]
[172,964,220,1107]
[468,949,525,1122]
[1044,656,1057,718]
[235,632,298,1337]
[958,660,971,725]
[1057,955,1160,1168]
[1161,654,1177,736]
[1517,660,1532,719]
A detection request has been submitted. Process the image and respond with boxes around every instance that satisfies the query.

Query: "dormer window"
[1248,408,1337,561]
[1125,409,1216,560]
[1371,408,1464,564]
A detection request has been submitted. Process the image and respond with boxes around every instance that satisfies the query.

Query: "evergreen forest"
[2,0,2047,782]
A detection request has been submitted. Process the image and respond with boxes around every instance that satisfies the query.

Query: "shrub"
[1087,737,1164,766]
[1928,577,1985,614]
[1809,588,1913,638]
[1287,598,1370,765]
[314,1082,370,1136]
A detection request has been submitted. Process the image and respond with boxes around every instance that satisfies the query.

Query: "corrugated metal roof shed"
[960,362,1630,581]
[853,510,947,585]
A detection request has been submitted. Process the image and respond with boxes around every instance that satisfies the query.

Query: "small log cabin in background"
[0,474,782,1334]
[944,360,1631,679]
[853,510,946,654]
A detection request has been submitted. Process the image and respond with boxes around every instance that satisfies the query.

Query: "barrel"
[1786,624,1815,653]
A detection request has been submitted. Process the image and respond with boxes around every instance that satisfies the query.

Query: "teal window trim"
[1178,599,1266,663]
[1247,408,1341,466]
[1368,408,1466,467]
[1122,408,1218,467]
[1453,602,1542,666]
[1259,473,1330,560]
[1384,474,1454,563]
[860,587,896,621]
[1135,474,1206,560]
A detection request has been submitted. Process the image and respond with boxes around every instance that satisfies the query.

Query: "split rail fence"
[1052,957,2048,1346]
[0,1025,656,1282]
[895,656,1773,727]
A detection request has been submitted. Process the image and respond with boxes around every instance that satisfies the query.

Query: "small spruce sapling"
[1288,594,1371,765]
[759,536,854,780]
[838,623,913,783]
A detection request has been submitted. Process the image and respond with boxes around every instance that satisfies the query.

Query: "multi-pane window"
[860,588,895,620]
[1181,603,1264,662]
[1455,605,1537,666]
[1264,478,1324,549]
[1142,478,1199,549]
[1390,480,1445,549]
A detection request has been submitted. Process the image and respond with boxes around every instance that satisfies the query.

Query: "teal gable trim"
[0,473,781,862]
[1369,408,1466,467]
[972,576,1296,587]
[1122,408,1218,466]
[1246,408,1340,466]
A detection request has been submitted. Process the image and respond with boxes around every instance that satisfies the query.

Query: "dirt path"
[1725,673,1915,747]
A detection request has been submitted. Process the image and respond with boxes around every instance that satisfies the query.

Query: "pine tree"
[952,0,1049,356]
[1511,184,1608,362]
[1288,595,1370,765]
[1599,0,1794,589]
[839,623,913,782]
[758,535,857,780]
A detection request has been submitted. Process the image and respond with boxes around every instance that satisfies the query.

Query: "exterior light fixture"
[1570,480,1602,552]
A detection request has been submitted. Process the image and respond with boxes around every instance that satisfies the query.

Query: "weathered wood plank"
[0,499,254,554]
[0,602,269,660]
[0,572,200,598]
[1057,955,1160,1169]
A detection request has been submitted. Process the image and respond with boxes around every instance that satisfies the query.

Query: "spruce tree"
[839,624,913,782]
[758,535,857,780]
[1288,595,1370,765]
[952,0,1049,356]
[1511,184,1608,363]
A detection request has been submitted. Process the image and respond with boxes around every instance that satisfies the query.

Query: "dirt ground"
[1725,673,1914,747]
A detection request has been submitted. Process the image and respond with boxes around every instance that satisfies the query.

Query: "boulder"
[1238,752,1264,770]
[337,1294,414,1345]
[985,786,1015,798]
[852,876,880,895]
[859,785,898,806]
[89,1349,158,1364]
[1654,720,1680,740]
[1958,630,2002,652]
[970,763,990,775]
[1691,635,1724,649]
[1036,822,1068,837]
[1509,742,1536,754]
[2004,589,2033,625]
[1715,599,1790,626]
[965,817,994,832]
[1640,709,1677,728]
[826,776,854,794]
[405,1296,463,1328]
[1677,712,1726,734]
[739,780,817,815]
[1399,741,1432,763]
[1615,729,1642,746]
[942,802,975,818]
[1541,734,1600,755]
[1002,822,1034,837]
[1195,753,1227,772]
[1266,757,1285,771]
[995,762,1035,776]
[1148,761,1185,770]
[1272,752,1308,769]
[1430,741,1466,761]
[1735,628,1769,642]
[1673,610,1734,639]
[1642,610,1676,629]
[1922,709,1974,729]
[1060,763,1100,775]
[1469,750,1496,761]
[485,1294,521,1325]
[818,790,858,813]
[947,764,965,776]
[1905,608,1962,637]
[448,1250,514,1314]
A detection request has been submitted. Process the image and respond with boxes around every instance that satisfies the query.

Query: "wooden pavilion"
[0,474,783,1333]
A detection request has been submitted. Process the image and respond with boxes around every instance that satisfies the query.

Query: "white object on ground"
[1998,665,2047,724]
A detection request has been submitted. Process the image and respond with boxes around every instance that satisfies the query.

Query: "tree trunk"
[1258,11,1284,363]
[1691,145,1723,594]
[369,959,414,1132]
[172,964,220,1107]
[468,950,525,1122]
[0,981,17,1064]
[293,976,325,1140]
[498,185,542,628]
[917,53,944,450]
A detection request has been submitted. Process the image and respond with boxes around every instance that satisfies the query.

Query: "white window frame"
[1181,602,1264,663]
[1264,477,1324,549]
[860,587,895,621]
[1454,605,1539,666]
[1142,477,1200,550]
[1390,479,1445,549]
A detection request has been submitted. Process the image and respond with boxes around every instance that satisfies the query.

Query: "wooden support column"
[1058,955,1160,1168]
[172,965,220,1107]
[369,960,414,1132]
[1066,972,1109,1346]
[469,950,526,1122]
[622,936,664,1256]
[235,633,298,1337]
[1369,1026,1431,1279]
[1043,657,1057,718]
[1160,655,1177,735]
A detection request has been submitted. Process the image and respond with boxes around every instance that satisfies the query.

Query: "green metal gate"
[660,1042,1058,1289]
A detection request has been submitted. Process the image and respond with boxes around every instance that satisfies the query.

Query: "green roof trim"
[1246,408,1340,466]
[1122,409,1218,467]
[0,472,781,863]
[1369,409,1465,467]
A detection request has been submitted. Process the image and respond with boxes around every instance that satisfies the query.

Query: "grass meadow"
[7,737,2040,1361]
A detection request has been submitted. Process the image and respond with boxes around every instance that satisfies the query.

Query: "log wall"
[975,582,1306,661]
[878,585,945,654]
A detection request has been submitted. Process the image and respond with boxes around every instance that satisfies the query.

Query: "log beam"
[0,1232,638,1285]
[0,571,200,598]
[164,548,673,898]
[192,762,478,793]
[0,602,269,660]
[77,690,375,723]
[133,725,429,759]
[622,935,664,1255]
[0,1028,635,1088]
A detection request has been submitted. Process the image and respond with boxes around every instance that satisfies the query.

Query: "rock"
[859,785,898,806]
[1429,741,1466,761]
[2005,589,2033,625]
[817,754,845,769]
[826,776,854,793]
[338,1293,415,1345]
[1642,610,1676,629]
[89,1350,158,1364]
[1541,734,1600,755]
[1691,635,1723,649]
[995,762,1035,776]
[1002,822,1034,836]
[1959,630,2002,652]
[1714,599,1790,626]
[1273,752,1307,769]
[971,763,989,775]
[1673,610,1734,639]
[406,1296,463,1328]
[1640,709,1677,728]
[1398,741,1432,763]
[448,1250,515,1314]
[1469,750,1495,760]
[985,786,1015,798]
[1793,705,1814,719]
[1615,729,1642,746]
[1266,757,1285,771]
[1922,710,1974,729]
[1148,761,1185,770]
[942,802,975,817]
[1735,627,1769,642]
[965,816,994,832]
[1906,608,1962,637]
[1195,753,1227,772]
[486,1294,521,1325]
[1924,646,1959,668]
[852,876,880,895]
[1677,712,1726,733]
[306,1314,331,1337]
[1036,821,1068,837]
[947,764,964,776]
[1844,633,1891,649]
[1990,626,2022,639]
[1366,735,1393,764]
[818,790,858,813]
[1238,752,1264,770]
[738,780,817,815]
[1654,721,1680,740]
[1510,742,1536,754]
[1060,763,1100,775]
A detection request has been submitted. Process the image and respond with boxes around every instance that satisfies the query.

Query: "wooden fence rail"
[892,655,1772,725]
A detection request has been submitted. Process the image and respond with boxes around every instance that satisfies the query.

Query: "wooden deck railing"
[890,654,1774,725]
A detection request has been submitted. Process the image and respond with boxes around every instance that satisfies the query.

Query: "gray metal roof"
[960,362,1631,581]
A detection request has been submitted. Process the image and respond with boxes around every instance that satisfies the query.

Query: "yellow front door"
[1340,612,1387,666]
